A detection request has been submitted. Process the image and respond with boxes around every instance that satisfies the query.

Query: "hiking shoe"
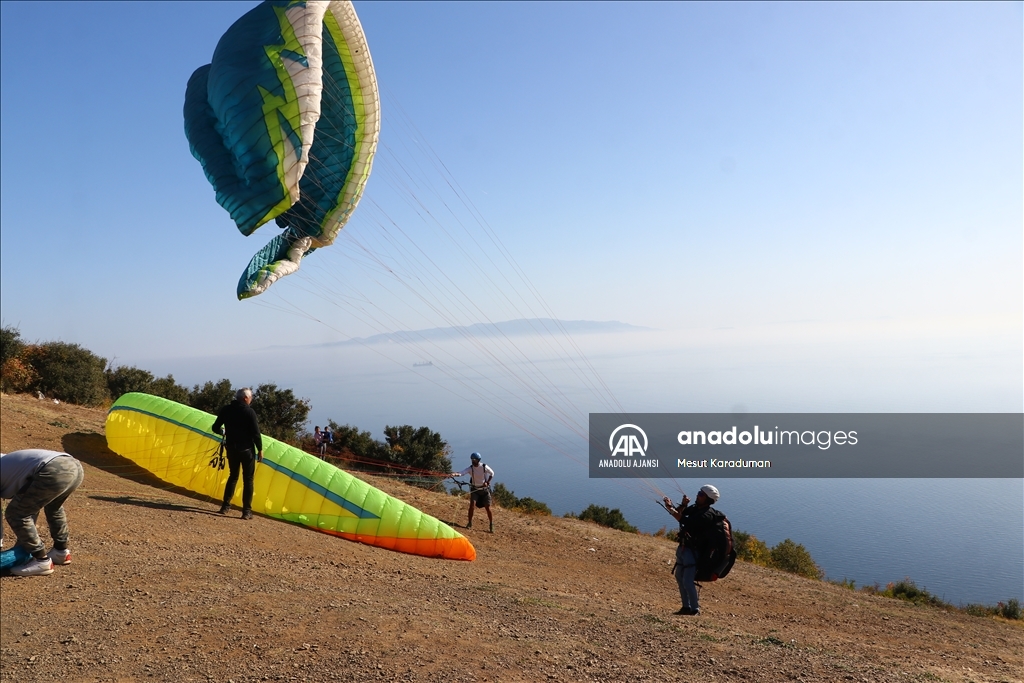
[673,608,698,616]
[241,510,253,520]
[489,522,494,533]
[10,557,54,576]
[466,522,472,529]
[46,548,71,565]
[217,505,230,515]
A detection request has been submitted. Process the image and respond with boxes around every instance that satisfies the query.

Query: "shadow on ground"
[62,432,221,509]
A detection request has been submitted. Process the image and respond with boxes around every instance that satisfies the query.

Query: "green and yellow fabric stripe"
[106,393,475,561]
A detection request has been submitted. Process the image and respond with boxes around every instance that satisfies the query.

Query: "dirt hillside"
[1,392,1020,682]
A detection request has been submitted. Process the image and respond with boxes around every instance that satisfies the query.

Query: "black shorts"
[470,488,491,508]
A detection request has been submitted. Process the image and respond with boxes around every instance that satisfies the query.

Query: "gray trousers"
[4,456,84,555]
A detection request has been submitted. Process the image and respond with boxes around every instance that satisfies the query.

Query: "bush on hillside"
[189,379,234,413]
[882,579,948,608]
[148,374,191,405]
[768,539,823,580]
[106,365,156,399]
[1,356,38,394]
[1,325,25,366]
[382,425,452,475]
[327,422,387,461]
[733,530,771,566]
[491,483,551,515]
[573,504,638,533]
[491,482,516,507]
[515,497,551,515]
[28,342,109,405]
[252,383,310,443]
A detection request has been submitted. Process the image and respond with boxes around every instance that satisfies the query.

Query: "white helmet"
[699,484,720,502]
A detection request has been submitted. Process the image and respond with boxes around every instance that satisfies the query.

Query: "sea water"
[165,330,1023,607]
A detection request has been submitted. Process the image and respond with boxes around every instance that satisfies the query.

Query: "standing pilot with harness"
[663,484,729,616]
[213,388,264,520]
[451,452,494,532]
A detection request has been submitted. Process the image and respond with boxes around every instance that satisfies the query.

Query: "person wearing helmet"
[451,452,495,532]
[663,484,721,616]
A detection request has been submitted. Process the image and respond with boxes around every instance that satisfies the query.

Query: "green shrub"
[106,365,155,399]
[327,422,387,461]
[575,504,638,533]
[189,379,234,413]
[1000,598,1021,620]
[1,325,25,366]
[492,482,517,508]
[252,383,310,443]
[882,579,948,608]
[490,483,551,515]
[768,539,823,580]
[149,374,191,404]
[382,424,452,474]
[515,497,551,515]
[28,342,109,405]
[962,603,995,617]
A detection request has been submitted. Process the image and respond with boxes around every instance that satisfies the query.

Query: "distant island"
[319,318,651,347]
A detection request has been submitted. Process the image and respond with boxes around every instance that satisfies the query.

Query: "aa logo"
[609,424,648,457]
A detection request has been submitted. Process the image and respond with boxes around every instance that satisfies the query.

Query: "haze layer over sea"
[144,320,1023,607]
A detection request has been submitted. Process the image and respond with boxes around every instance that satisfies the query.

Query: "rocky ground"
[1,392,1021,682]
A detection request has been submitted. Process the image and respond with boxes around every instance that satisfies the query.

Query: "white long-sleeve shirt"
[452,462,494,487]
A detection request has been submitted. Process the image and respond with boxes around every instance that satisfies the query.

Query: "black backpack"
[695,508,737,582]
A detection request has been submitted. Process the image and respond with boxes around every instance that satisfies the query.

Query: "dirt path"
[2,392,1021,682]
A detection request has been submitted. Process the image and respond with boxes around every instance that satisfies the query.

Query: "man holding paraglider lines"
[451,452,495,532]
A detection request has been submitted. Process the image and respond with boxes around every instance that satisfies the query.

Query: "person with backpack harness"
[212,388,264,520]
[663,484,733,616]
[451,452,494,532]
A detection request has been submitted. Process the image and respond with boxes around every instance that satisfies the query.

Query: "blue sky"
[1,2,1020,420]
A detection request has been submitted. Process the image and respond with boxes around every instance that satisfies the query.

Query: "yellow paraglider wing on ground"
[105,393,474,561]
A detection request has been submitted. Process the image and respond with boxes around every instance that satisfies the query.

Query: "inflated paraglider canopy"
[182,3,675,513]
[184,0,380,299]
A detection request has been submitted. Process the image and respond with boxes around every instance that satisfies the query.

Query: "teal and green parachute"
[184,0,379,299]
[106,393,475,561]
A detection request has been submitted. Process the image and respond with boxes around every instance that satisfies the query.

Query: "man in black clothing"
[663,484,720,616]
[212,388,264,520]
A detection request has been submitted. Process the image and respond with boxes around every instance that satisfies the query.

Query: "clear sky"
[1,2,1021,416]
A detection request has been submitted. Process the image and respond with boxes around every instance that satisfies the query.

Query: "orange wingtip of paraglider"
[327,531,477,561]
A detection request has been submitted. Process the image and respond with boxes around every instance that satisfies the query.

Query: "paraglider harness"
[209,441,226,471]
[665,501,737,584]
[449,467,492,508]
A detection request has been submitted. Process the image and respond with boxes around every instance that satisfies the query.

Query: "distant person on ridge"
[451,452,494,532]
[663,484,721,616]
[313,426,324,457]
[213,388,263,520]
[322,425,333,457]
[0,449,85,576]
